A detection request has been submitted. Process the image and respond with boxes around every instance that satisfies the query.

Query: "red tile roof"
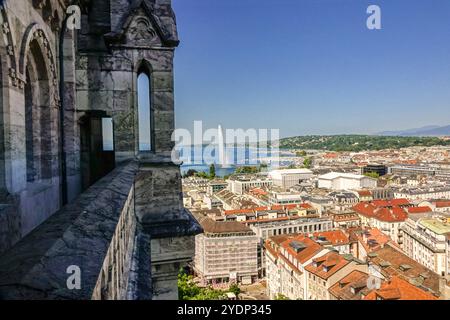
[223,209,255,215]
[305,252,351,280]
[355,227,391,253]
[435,201,450,208]
[369,243,440,295]
[364,276,438,300]
[356,190,372,197]
[280,235,323,265]
[353,202,408,222]
[329,270,374,300]
[407,206,432,214]
[371,198,410,207]
[224,204,313,216]
[312,230,350,246]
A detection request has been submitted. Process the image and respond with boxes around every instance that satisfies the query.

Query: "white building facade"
[318,172,377,190]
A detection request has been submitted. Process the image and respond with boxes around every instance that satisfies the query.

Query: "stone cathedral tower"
[0,0,200,299]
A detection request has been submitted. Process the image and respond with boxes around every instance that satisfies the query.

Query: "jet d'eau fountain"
[174,122,284,177]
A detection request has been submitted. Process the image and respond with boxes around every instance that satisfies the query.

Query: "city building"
[311,230,351,254]
[227,174,272,195]
[250,217,333,240]
[420,200,450,213]
[203,194,223,210]
[354,189,373,201]
[353,201,409,243]
[394,186,450,200]
[364,276,438,300]
[318,172,377,190]
[305,252,368,300]
[328,191,359,211]
[194,217,259,285]
[328,270,374,300]
[389,165,436,177]
[401,213,450,276]
[332,212,361,228]
[269,169,313,189]
[368,243,446,298]
[351,227,392,261]
[363,164,388,177]
[207,180,228,195]
[268,190,304,205]
[265,235,328,300]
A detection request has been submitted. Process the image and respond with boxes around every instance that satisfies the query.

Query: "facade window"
[137,72,152,151]
[102,118,114,151]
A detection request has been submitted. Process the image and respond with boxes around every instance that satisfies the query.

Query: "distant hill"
[378,125,450,137]
[279,135,450,152]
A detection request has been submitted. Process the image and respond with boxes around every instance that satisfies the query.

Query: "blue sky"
[172,0,450,138]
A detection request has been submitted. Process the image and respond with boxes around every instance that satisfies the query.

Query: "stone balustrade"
[0,159,201,300]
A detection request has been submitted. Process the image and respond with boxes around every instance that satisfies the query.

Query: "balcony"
[0,159,202,300]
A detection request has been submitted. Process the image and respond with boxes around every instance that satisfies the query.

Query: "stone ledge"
[0,161,139,300]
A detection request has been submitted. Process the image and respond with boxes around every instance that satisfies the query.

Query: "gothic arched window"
[24,39,51,182]
[137,71,152,152]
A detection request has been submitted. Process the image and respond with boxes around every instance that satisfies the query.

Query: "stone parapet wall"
[0,161,139,299]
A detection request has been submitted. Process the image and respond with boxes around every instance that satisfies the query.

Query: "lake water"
[177,145,294,177]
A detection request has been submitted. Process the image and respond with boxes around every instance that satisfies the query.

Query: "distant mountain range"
[378,125,450,137]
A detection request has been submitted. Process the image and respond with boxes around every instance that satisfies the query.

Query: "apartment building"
[368,243,445,297]
[207,180,228,195]
[203,194,222,210]
[419,200,450,213]
[305,252,368,300]
[268,190,304,205]
[328,191,359,211]
[332,212,361,228]
[350,227,392,261]
[328,270,374,300]
[394,186,450,200]
[265,235,328,300]
[401,213,450,276]
[250,217,333,240]
[194,217,259,285]
[311,230,351,255]
[364,276,438,300]
[353,201,409,243]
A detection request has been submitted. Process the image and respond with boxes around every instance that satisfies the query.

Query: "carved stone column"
[133,155,202,299]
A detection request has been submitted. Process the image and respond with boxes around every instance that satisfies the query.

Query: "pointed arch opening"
[24,39,52,183]
[137,65,153,152]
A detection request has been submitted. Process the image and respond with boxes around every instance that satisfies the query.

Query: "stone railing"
[0,161,139,299]
[0,159,202,300]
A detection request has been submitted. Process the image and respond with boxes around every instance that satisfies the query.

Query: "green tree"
[209,164,216,179]
[275,293,290,300]
[303,157,312,169]
[178,269,225,300]
[196,171,209,179]
[235,166,260,174]
[183,169,198,178]
[364,172,380,179]
[296,150,307,157]
[228,283,241,297]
